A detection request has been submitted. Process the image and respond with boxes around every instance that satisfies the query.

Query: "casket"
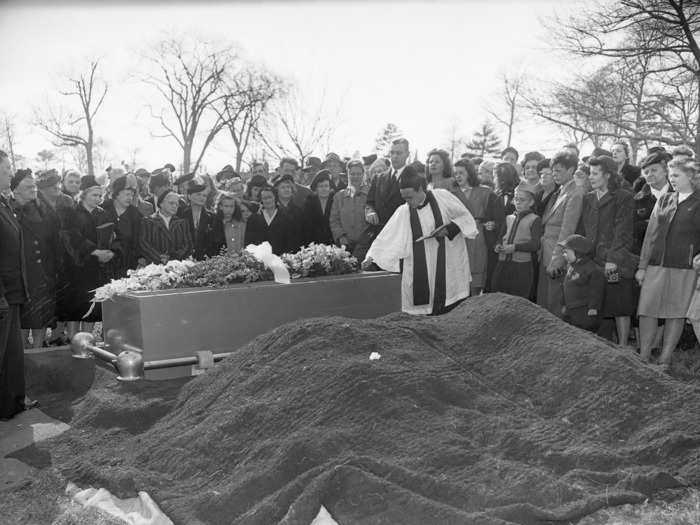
[102,271,401,379]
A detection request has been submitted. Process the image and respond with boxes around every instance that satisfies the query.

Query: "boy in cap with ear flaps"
[559,234,606,332]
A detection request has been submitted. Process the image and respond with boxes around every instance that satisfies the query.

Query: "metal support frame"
[70,331,231,381]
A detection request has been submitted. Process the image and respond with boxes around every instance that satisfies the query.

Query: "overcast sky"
[0,1,585,174]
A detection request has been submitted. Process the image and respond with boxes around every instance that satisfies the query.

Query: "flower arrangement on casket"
[91,259,198,303]
[90,244,358,303]
[280,243,358,279]
[173,251,273,288]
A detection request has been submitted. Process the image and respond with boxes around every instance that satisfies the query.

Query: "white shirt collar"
[263,208,277,225]
[650,182,670,200]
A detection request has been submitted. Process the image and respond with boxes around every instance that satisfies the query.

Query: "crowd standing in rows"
[1,139,700,418]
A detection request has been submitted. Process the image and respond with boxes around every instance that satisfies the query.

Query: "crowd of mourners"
[1,137,699,375]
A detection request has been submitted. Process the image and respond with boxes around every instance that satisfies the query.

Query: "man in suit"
[0,150,34,420]
[275,157,313,209]
[536,150,585,317]
[356,138,411,263]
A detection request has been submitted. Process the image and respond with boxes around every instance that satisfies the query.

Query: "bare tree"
[216,67,285,173]
[35,60,107,176]
[550,0,700,155]
[442,119,467,160]
[486,73,524,148]
[258,86,340,168]
[143,37,232,174]
[0,113,19,171]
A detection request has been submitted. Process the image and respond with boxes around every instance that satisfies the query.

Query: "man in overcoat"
[0,150,33,419]
[536,150,585,317]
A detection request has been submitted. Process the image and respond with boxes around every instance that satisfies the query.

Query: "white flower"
[369,352,381,361]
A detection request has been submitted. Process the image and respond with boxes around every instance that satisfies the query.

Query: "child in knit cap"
[559,234,606,332]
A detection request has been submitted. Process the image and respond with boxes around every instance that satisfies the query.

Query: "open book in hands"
[414,224,449,243]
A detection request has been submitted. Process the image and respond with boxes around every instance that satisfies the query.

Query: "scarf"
[408,191,446,315]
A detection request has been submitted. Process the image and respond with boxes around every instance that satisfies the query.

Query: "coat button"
[36,258,42,263]
[35,250,40,254]
[34,240,39,246]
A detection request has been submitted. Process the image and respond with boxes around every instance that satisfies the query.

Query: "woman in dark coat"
[139,190,194,264]
[178,178,224,260]
[102,176,142,278]
[303,169,335,245]
[63,176,117,336]
[11,170,59,348]
[578,155,637,347]
[245,185,298,255]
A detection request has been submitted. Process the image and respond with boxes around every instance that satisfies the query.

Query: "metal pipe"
[143,352,231,371]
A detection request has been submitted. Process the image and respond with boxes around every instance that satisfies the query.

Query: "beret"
[134,168,151,178]
[10,169,33,191]
[640,151,672,169]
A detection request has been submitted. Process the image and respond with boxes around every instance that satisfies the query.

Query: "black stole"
[409,191,447,314]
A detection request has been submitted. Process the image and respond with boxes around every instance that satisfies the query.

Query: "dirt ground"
[2,294,700,524]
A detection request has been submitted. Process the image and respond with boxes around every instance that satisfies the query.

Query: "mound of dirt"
[36,294,700,524]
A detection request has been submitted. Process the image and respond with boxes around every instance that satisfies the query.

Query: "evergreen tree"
[465,122,501,158]
[374,123,403,155]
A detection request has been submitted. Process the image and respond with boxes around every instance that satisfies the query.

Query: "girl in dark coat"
[303,170,335,245]
[63,176,117,336]
[245,185,298,255]
[102,176,142,278]
[11,170,59,348]
[578,155,637,347]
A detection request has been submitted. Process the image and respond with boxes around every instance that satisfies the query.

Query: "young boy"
[559,234,606,332]
[491,187,542,298]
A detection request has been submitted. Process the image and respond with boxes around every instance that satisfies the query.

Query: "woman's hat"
[79,175,102,192]
[557,234,593,257]
[10,169,33,191]
[157,189,178,208]
[36,169,61,189]
[248,174,267,188]
[112,176,136,196]
[186,176,208,194]
[310,169,332,191]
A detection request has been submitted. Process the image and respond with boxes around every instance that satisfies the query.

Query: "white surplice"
[365,189,478,315]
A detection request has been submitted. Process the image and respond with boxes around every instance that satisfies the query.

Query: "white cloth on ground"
[66,482,173,525]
